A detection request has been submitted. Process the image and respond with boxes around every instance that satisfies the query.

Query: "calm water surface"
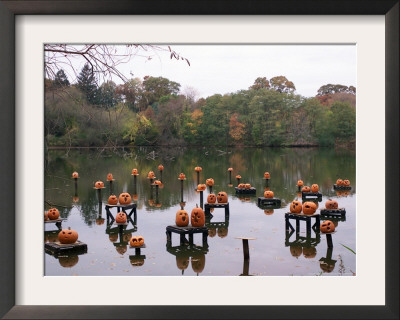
[44,147,356,276]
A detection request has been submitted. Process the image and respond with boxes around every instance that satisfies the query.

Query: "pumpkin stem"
[196,204,198,208]
[68,227,71,230]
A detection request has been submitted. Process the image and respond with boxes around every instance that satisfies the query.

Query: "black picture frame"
[0,0,398,319]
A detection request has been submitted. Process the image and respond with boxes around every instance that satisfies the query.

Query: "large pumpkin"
[197,184,206,191]
[207,193,217,204]
[264,172,270,179]
[115,212,127,223]
[107,173,113,181]
[178,173,186,180]
[290,200,302,213]
[129,236,144,247]
[58,227,78,244]
[343,179,351,186]
[311,184,319,193]
[108,195,118,205]
[320,220,336,233]
[131,168,138,175]
[72,171,79,178]
[206,178,214,186]
[264,190,274,198]
[118,192,132,205]
[158,164,164,171]
[297,180,304,187]
[47,208,60,220]
[194,166,202,172]
[217,191,228,203]
[94,181,104,188]
[336,179,344,186]
[191,205,205,227]
[325,199,339,210]
[175,209,189,227]
[301,186,311,192]
[302,201,317,215]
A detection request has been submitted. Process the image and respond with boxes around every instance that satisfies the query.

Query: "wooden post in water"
[199,190,204,209]
[180,179,184,203]
[74,179,78,197]
[97,188,102,203]
[109,180,113,195]
[196,171,200,185]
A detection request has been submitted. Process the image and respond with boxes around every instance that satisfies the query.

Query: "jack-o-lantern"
[178,172,186,180]
[302,202,317,215]
[325,199,338,210]
[58,255,79,268]
[290,200,302,213]
[336,179,344,186]
[238,183,245,189]
[343,179,351,186]
[194,166,202,172]
[320,220,336,233]
[158,164,164,171]
[303,247,317,259]
[115,212,127,223]
[191,205,205,227]
[154,180,162,186]
[132,168,138,175]
[290,245,303,258]
[95,181,104,189]
[302,186,311,192]
[107,173,113,181]
[235,175,241,180]
[176,209,189,227]
[191,253,206,273]
[297,180,304,187]
[48,208,60,220]
[197,184,206,191]
[72,196,79,203]
[208,228,217,237]
[217,227,228,238]
[148,171,155,179]
[108,233,118,243]
[264,190,274,198]
[44,211,49,221]
[206,178,214,186]
[132,194,138,201]
[227,167,233,172]
[217,191,228,203]
[264,172,270,179]
[244,183,251,189]
[176,255,190,270]
[311,184,319,193]
[130,236,144,247]
[108,195,118,205]
[130,256,145,267]
[264,209,274,215]
[58,227,78,244]
[118,192,131,205]
[72,171,79,178]
[207,193,217,204]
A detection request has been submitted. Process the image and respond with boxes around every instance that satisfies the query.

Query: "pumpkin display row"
[176,205,205,227]
[336,179,351,186]
[206,192,228,204]
[237,183,253,189]
[289,199,341,215]
[107,193,132,205]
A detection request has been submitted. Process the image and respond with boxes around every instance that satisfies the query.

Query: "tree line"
[45,64,356,148]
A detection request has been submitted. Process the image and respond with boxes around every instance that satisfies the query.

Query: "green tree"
[53,69,70,88]
[77,63,99,105]
[330,102,356,140]
[140,76,181,110]
[250,77,270,90]
[116,78,143,111]
[270,76,296,93]
[98,81,120,109]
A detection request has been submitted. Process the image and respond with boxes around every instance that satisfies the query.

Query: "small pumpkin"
[264,190,274,198]
[264,172,270,179]
[131,168,138,175]
[301,186,311,192]
[115,212,127,223]
[237,183,245,189]
[303,247,317,259]
[148,171,155,179]
[325,199,339,210]
[190,205,205,227]
[107,173,113,181]
[217,191,228,203]
[158,164,164,171]
[290,200,302,213]
[197,184,206,191]
[44,211,49,221]
[311,184,319,193]
[47,208,60,220]
[297,180,304,187]
[132,194,139,201]
[206,178,214,186]
[175,209,189,227]
[194,166,202,172]
[343,179,351,186]
[235,175,241,179]
[58,227,78,244]
[336,178,344,186]
[118,192,131,205]
[244,183,251,189]
[72,171,79,178]
[94,181,104,188]
[130,236,144,247]
[72,196,79,203]
[108,194,118,205]
[302,201,317,215]
[320,220,336,233]
[178,172,186,180]
[207,193,217,204]
[227,167,233,172]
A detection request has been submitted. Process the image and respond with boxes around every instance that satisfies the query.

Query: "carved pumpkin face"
[227,167,233,172]
[325,199,338,210]
[47,208,60,220]
[301,186,311,192]
[217,191,228,203]
[178,173,186,180]
[207,193,217,204]
[302,202,317,215]
[158,164,164,171]
[130,236,144,247]
[217,227,228,238]
[290,245,302,258]
[303,247,317,259]
[176,255,190,270]
[118,192,131,205]
[206,178,214,186]
[176,209,189,227]
[148,171,155,179]
[132,168,138,175]
[320,220,336,233]
[208,228,217,237]
[235,175,241,179]
[95,181,104,188]
[264,191,274,198]
[191,205,205,227]
[343,179,351,186]
[297,180,304,187]
[238,183,245,189]
[115,212,127,224]
[58,228,78,244]
[290,200,302,213]
[264,209,274,215]
[107,173,113,181]
[244,183,251,189]
[44,211,49,221]
[194,166,202,172]
[72,171,79,178]
[197,184,206,191]
[311,184,319,193]
[336,179,344,186]
[191,253,206,273]
[108,195,118,205]
[264,172,270,179]
[58,255,79,268]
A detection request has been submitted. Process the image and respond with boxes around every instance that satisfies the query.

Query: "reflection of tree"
[80,193,99,226]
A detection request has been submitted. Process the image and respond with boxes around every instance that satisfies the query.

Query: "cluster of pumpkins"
[206,191,228,204]
[176,205,205,228]
[237,183,253,190]
[297,180,320,193]
[107,192,133,206]
[336,178,351,186]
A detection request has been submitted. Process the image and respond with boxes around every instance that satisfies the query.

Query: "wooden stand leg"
[166,231,172,243]
[135,248,141,255]
[200,191,203,209]
[189,233,193,244]
[202,232,208,245]
[296,218,300,231]
[180,234,186,245]
[306,218,311,235]
[242,239,250,260]
[326,234,333,248]
[196,171,200,185]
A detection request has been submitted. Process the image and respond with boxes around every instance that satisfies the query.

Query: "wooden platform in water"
[235,187,256,194]
[166,225,208,245]
[320,208,346,217]
[45,240,87,256]
[257,197,281,207]
[333,184,352,190]
[302,191,323,199]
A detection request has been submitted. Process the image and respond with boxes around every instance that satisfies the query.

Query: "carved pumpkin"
[264,209,274,215]
[95,181,104,188]
[131,168,138,175]
[227,167,233,172]
[217,191,228,203]
[58,227,78,244]
[235,175,241,179]
[343,179,351,186]
[44,211,49,221]
[178,173,186,180]
[311,184,319,193]
[208,228,217,237]
[176,209,189,227]
[132,194,138,201]
[290,200,302,213]
[191,253,206,273]
[206,178,214,186]
[190,205,205,227]
[158,164,164,171]
[301,186,311,192]
[130,236,144,247]
[264,172,270,179]
[58,255,79,268]
[325,199,338,210]
[238,183,245,189]
[176,255,190,270]
[290,245,302,258]
[297,180,304,187]
[244,183,251,189]
[154,180,162,185]
[302,201,317,215]
[320,220,336,233]
[207,193,217,204]
[118,192,131,205]
[107,173,113,181]
[72,171,79,178]
[48,208,60,220]
[115,212,127,223]
[109,233,118,243]
[148,171,155,179]
[336,179,344,186]
[303,247,317,259]
[108,195,118,205]
[194,166,202,172]
[217,227,228,238]
[264,190,274,198]
[197,184,206,191]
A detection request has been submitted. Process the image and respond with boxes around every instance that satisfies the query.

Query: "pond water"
[44,146,356,276]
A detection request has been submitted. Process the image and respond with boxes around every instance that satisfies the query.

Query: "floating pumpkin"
[130,236,144,247]
[47,208,60,220]
[227,168,233,172]
[290,245,302,258]
[336,179,344,186]
[235,175,241,179]
[175,209,189,227]
[197,184,206,191]
[238,183,245,189]
[207,193,217,204]
[108,195,118,205]
[244,183,251,189]
[320,220,336,233]
[343,179,351,186]
[264,209,274,215]
[118,192,131,205]
[301,186,311,192]
[115,212,127,223]
[191,205,205,227]
[178,173,186,180]
[44,211,49,221]
[264,172,270,179]
[194,166,202,172]
[94,181,104,188]
[311,184,319,193]
[148,171,155,179]
[217,191,228,203]
[58,255,79,268]
[72,171,79,178]
[191,253,206,273]
[290,200,302,213]
[325,199,338,210]
[206,178,214,186]
[264,190,274,198]
[58,227,78,244]
[131,168,138,175]
[208,228,217,237]
[107,173,113,181]
[217,227,228,238]
[158,164,164,171]
[297,180,304,187]
[302,201,317,215]
[176,255,190,270]
[303,247,317,259]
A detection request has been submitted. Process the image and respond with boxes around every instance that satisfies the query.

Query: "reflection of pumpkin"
[108,195,118,205]
[290,245,302,258]
[342,190,350,196]
[197,184,206,191]
[302,202,317,215]
[175,209,189,227]
[119,192,132,205]
[132,168,138,175]
[227,167,233,172]
[336,190,343,197]
[115,245,127,255]
[194,166,202,172]
[217,227,228,238]
[48,208,60,220]
[158,164,164,171]
[208,228,217,237]
[297,180,304,187]
[217,191,228,203]
[264,172,270,179]
[58,227,78,244]
[130,256,145,267]
[311,184,319,193]
[303,247,317,259]
[107,173,113,181]
[301,186,311,192]
[343,179,351,186]
[109,233,118,243]
[336,179,344,186]
[44,211,49,221]
[176,255,190,270]
[191,253,206,273]
[72,171,79,178]
[264,209,274,215]
[178,173,186,180]
[325,199,338,210]
[190,205,205,227]
[58,255,79,268]
[130,236,144,247]
[147,171,156,179]
[123,232,132,243]
[95,181,104,188]
[290,200,302,213]
[236,175,241,179]
[206,178,214,186]
[320,261,335,273]
[207,193,217,204]
[115,212,127,224]
[264,191,274,198]
[320,220,336,233]
[95,217,105,225]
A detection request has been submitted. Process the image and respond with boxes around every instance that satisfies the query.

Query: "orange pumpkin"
[207,193,217,204]
[94,181,104,188]
[178,173,186,180]
[235,175,241,179]
[115,212,127,223]
[264,172,270,179]
[148,171,155,179]
[290,200,302,213]
[217,191,228,203]
[108,195,118,205]
[238,183,245,189]
[244,183,251,189]
[302,202,317,215]
[227,168,233,172]
[130,236,144,247]
[72,171,79,178]
[194,166,202,172]
[72,196,79,203]
[206,178,214,186]
[158,164,164,171]
[131,168,138,175]
[118,192,131,205]
[336,179,344,186]
[325,199,338,210]
[320,220,336,233]
[58,227,78,244]
[190,205,205,227]
[301,186,311,192]
[297,180,304,187]
[176,209,189,227]
[107,173,113,181]
[48,208,60,220]
[44,211,49,221]
[197,184,206,191]
[154,180,162,185]
[311,184,319,193]
[264,190,274,198]
[303,247,317,259]
[343,179,351,186]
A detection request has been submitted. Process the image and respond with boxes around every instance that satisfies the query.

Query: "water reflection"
[166,243,209,275]
[319,247,337,273]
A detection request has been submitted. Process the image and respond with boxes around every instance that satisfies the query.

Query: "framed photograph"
[1,0,398,319]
